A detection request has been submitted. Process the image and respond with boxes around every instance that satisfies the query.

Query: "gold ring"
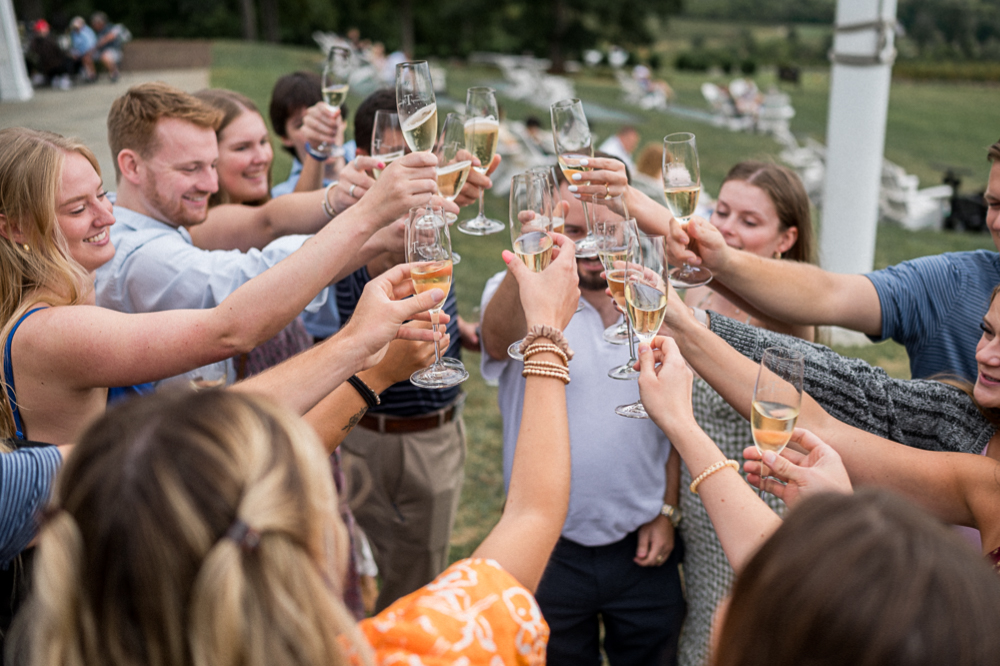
[604,183,611,197]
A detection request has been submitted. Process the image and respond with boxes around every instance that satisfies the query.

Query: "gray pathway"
[0,68,209,185]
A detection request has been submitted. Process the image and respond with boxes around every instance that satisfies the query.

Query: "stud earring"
[22,244,30,252]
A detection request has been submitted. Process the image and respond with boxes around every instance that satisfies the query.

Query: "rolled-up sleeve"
[0,447,62,567]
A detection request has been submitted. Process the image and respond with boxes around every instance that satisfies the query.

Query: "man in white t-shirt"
[480,166,684,665]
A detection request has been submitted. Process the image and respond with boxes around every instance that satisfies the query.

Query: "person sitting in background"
[24,19,74,90]
[268,71,353,197]
[88,11,124,82]
[9,233,580,664]
[67,16,96,83]
[598,126,639,176]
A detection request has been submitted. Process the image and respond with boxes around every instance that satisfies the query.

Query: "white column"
[0,0,32,101]
[821,0,897,345]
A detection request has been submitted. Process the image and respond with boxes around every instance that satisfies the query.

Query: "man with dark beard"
[479,155,685,665]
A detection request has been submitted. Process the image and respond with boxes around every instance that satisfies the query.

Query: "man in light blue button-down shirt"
[95,82,445,384]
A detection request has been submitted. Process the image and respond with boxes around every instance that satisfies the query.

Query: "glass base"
[508,339,524,361]
[445,212,458,225]
[410,359,469,388]
[608,361,640,380]
[668,265,713,289]
[615,400,649,419]
[603,321,633,345]
[457,215,505,236]
[575,235,599,258]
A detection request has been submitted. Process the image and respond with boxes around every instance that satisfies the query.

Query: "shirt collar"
[112,205,193,243]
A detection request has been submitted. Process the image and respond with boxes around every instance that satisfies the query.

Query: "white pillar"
[821,0,897,275]
[0,0,32,101]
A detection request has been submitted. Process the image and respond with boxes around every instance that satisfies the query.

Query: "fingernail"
[762,451,776,465]
[501,250,514,264]
[638,343,650,354]
[377,162,386,169]
[568,185,578,192]
[580,159,589,166]
[572,193,581,199]
[431,288,444,302]
[572,174,582,181]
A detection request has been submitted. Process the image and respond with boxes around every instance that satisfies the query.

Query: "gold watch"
[660,503,682,528]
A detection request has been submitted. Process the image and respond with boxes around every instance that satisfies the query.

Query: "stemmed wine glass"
[550,98,598,258]
[528,165,583,313]
[751,347,804,496]
[395,61,438,153]
[434,113,474,264]
[663,132,712,288]
[591,195,637,348]
[370,110,405,179]
[615,232,668,419]
[507,171,555,361]
[406,205,469,388]
[460,87,504,236]
[307,46,353,160]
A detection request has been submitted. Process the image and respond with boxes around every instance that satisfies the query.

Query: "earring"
[22,244,29,252]
[773,250,782,259]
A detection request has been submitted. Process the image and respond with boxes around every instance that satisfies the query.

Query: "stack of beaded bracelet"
[521,343,570,385]
[322,181,339,218]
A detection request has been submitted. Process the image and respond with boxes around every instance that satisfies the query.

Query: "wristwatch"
[660,503,682,528]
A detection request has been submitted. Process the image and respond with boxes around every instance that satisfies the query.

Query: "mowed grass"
[210,40,996,562]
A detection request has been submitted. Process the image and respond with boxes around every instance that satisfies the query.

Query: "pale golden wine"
[464,117,499,173]
[625,281,667,341]
[513,231,553,272]
[751,400,799,453]
[558,153,592,181]
[436,160,473,200]
[663,185,700,221]
[323,84,349,108]
[551,218,565,235]
[411,260,453,303]
[605,268,639,310]
[598,246,628,273]
[372,150,404,180]
[402,104,438,152]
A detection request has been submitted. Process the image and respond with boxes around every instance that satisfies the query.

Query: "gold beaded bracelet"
[522,343,569,365]
[518,325,574,360]
[522,365,571,385]
[522,360,568,373]
[689,459,740,495]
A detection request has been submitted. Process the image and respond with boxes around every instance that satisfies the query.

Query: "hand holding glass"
[751,347,805,495]
[663,132,712,288]
[459,86,504,235]
[308,46,352,160]
[370,110,405,180]
[507,172,556,360]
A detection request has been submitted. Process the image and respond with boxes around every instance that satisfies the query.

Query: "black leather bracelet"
[347,375,380,409]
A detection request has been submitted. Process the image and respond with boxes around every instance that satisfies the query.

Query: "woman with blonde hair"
[10,232,581,665]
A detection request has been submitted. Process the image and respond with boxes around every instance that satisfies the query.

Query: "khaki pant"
[341,416,466,612]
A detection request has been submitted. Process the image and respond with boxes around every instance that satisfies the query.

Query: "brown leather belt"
[358,404,458,434]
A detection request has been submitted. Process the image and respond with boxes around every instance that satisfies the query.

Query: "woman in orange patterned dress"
[9,234,581,665]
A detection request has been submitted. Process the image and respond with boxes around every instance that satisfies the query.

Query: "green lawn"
[209,40,996,562]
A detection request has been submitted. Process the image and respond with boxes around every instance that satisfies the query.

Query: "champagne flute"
[370,110,405,180]
[507,171,555,361]
[615,232,668,419]
[528,165,583,313]
[751,347,804,496]
[550,99,598,258]
[459,86,504,236]
[307,46,353,160]
[406,206,469,388]
[434,113,474,264]
[663,132,712,288]
[395,61,438,153]
[591,195,637,348]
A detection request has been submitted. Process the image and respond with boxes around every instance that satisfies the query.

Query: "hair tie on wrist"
[518,324,573,360]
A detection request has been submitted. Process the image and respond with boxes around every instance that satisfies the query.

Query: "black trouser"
[536,530,686,666]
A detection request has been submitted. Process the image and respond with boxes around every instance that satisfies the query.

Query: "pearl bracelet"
[522,343,569,365]
[322,181,339,218]
[521,365,571,385]
[689,459,740,495]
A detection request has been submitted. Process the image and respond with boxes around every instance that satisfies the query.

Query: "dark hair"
[353,88,397,156]
[268,71,350,159]
[525,115,542,130]
[720,161,814,264]
[989,139,1000,163]
[715,489,1000,666]
[552,150,632,187]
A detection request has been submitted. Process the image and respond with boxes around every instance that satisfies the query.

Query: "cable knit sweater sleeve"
[708,313,993,455]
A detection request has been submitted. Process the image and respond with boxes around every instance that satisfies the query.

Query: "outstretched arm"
[473,233,580,592]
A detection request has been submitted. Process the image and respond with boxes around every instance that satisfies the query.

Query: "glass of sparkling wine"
[460,86,504,236]
[751,347,804,496]
[395,61,438,153]
[434,113,474,220]
[663,132,712,288]
[406,205,469,388]
[507,171,556,361]
[530,165,583,313]
[592,196,639,350]
[550,99,598,258]
[616,232,668,419]
[308,46,352,160]
[370,110,405,180]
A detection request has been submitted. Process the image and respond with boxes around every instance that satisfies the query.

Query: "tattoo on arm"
[342,407,368,432]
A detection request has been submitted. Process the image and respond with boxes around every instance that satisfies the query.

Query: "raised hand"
[742,429,854,507]
[502,232,580,330]
[636,336,696,438]
[357,151,446,223]
[367,321,448,385]
[301,101,343,153]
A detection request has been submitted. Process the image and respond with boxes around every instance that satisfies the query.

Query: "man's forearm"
[481,271,527,360]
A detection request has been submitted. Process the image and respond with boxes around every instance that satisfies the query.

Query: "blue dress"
[3,307,153,440]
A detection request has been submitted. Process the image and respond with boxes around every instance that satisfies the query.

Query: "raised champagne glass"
[307,46,352,160]
[507,171,555,361]
[395,61,438,153]
[459,86,504,236]
[528,165,584,313]
[434,113,474,263]
[663,132,712,288]
[751,347,804,497]
[616,232,668,419]
[550,98,598,258]
[370,109,405,180]
[591,195,638,348]
[406,205,469,388]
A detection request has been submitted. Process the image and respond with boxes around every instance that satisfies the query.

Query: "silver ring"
[349,183,357,197]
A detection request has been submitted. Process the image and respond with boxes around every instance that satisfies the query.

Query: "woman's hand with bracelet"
[503,232,580,331]
[637,336,698,438]
[742,430,853,507]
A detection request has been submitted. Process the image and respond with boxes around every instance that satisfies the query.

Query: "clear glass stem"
[430,308,443,366]
[625,314,637,366]
[476,187,486,220]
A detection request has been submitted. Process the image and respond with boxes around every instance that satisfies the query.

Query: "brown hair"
[0,128,94,441]
[11,390,371,666]
[107,82,224,182]
[714,489,1000,666]
[720,161,814,265]
[635,143,663,180]
[988,139,1000,163]
[194,88,271,207]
